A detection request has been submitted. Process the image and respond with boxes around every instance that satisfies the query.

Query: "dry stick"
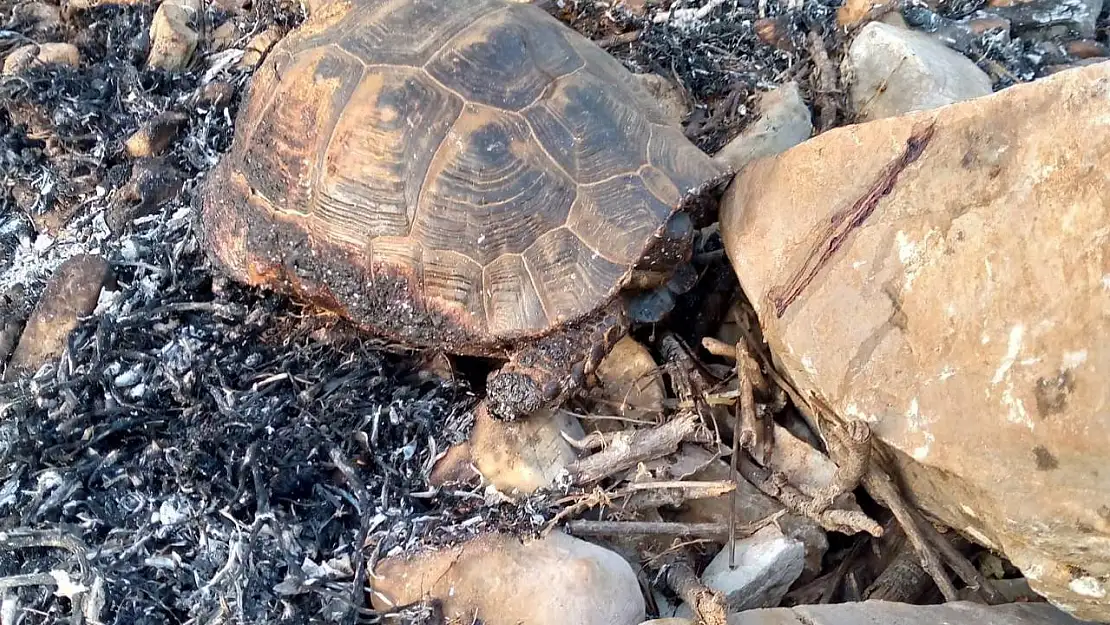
[862,466,959,602]
[806,419,871,516]
[703,335,767,569]
[807,29,838,132]
[566,508,784,540]
[566,521,733,540]
[567,413,702,485]
[737,454,883,537]
[701,336,771,395]
[623,480,734,493]
[549,482,735,531]
[735,342,759,456]
[664,561,729,625]
[622,490,709,513]
[620,481,736,513]
[544,487,612,535]
[729,339,761,569]
[701,336,773,460]
[915,508,1008,605]
[562,429,611,452]
[806,405,959,602]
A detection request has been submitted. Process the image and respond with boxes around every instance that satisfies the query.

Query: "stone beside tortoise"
[196,0,725,419]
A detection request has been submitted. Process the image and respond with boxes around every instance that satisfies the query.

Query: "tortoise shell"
[197,0,721,356]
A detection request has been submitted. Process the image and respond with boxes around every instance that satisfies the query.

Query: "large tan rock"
[370,531,645,625]
[719,63,1110,620]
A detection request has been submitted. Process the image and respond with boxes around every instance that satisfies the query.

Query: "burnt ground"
[0,0,1107,623]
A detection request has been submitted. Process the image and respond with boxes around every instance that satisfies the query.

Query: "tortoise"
[196,0,725,420]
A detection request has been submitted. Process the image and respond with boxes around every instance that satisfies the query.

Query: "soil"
[0,0,1106,623]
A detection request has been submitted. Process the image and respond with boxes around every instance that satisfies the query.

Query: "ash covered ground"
[0,2,542,622]
[0,0,1105,623]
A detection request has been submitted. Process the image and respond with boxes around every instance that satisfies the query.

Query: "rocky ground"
[0,0,1107,624]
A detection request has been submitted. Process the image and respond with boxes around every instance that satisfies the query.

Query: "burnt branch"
[865,541,933,602]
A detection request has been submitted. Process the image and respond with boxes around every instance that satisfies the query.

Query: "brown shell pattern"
[200,0,720,348]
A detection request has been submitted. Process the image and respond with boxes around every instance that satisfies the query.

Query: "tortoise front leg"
[485,300,629,420]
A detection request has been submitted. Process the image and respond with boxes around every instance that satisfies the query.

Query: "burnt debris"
[1,0,1108,623]
[0,0,552,622]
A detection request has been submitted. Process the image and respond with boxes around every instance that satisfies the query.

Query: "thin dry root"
[738,455,883,537]
[807,419,872,515]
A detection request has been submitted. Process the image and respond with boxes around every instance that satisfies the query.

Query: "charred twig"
[0,529,90,577]
[806,419,871,516]
[0,529,98,625]
[656,332,715,408]
[737,454,883,537]
[566,413,706,485]
[865,539,933,602]
[663,560,728,625]
[728,364,745,568]
[821,536,869,603]
[115,301,243,326]
[330,448,372,625]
